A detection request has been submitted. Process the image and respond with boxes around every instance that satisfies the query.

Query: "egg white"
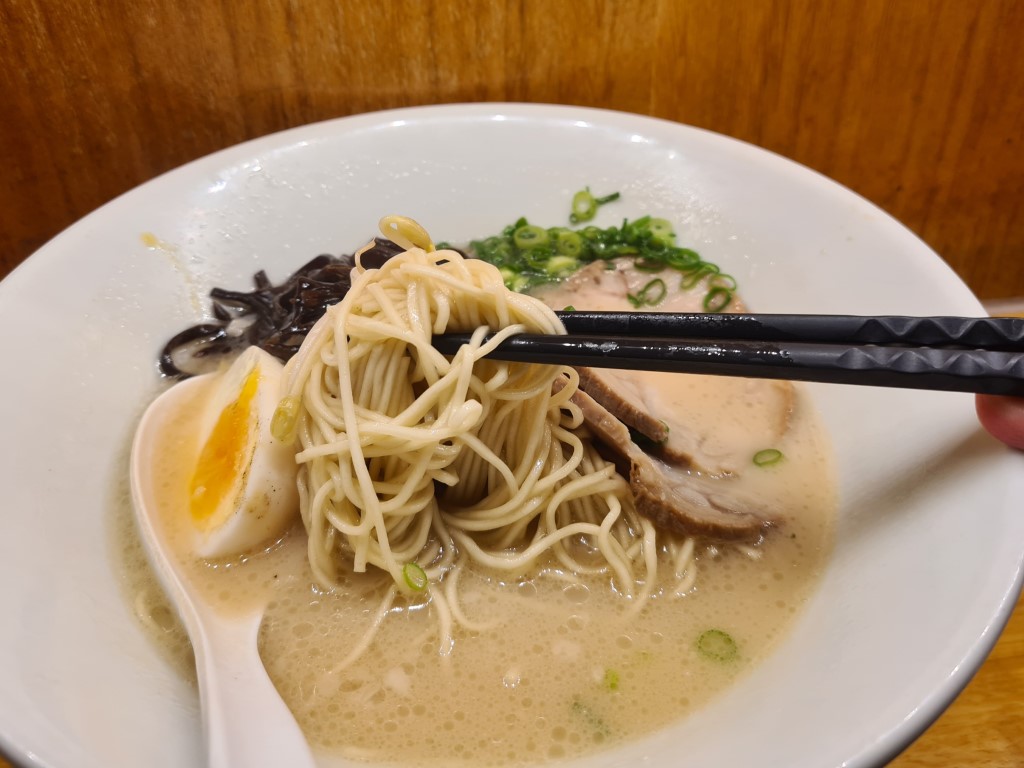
[188,346,299,559]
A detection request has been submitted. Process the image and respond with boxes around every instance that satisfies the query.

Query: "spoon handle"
[194,609,318,768]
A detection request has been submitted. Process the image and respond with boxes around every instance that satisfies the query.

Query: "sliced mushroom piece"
[555,377,773,540]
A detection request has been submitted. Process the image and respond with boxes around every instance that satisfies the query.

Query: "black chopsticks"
[431,312,1024,396]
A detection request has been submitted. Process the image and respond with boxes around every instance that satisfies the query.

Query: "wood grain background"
[1,2,1023,767]
[1,0,1023,297]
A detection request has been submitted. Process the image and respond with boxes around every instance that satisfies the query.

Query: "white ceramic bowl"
[1,104,1022,768]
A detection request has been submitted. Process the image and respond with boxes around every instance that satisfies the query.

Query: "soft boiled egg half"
[187,346,299,559]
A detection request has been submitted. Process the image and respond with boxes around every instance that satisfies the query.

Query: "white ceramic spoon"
[130,376,317,768]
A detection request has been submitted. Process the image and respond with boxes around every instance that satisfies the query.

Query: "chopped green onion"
[633,256,666,272]
[703,286,733,312]
[569,188,620,223]
[753,448,784,467]
[522,248,552,270]
[513,224,549,249]
[545,255,579,276]
[630,278,667,307]
[563,305,576,312]
[509,275,531,293]
[570,190,597,223]
[270,396,301,442]
[710,273,738,291]
[402,562,429,592]
[697,629,738,662]
[647,217,674,245]
[466,191,737,315]
[602,668,620,691]
[679,271,704,290]
[680,263,719,290]
[665,248,702,271]
[555,230,583,257]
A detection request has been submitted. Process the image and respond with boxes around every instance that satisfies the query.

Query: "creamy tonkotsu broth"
[121,367,835,767]
[118,235,836,766]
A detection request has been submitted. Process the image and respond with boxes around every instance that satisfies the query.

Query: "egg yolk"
[189,368,260,529]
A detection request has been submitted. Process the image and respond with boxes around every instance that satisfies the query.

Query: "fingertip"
[975,393,1024,450]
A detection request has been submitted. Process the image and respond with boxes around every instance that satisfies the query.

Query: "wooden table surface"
[1,1,1022,766]
[2,0,1024,299]
[891,590,1024,766]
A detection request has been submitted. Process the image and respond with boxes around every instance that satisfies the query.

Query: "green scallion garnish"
[402,562,429,592]
[638,278,667,306]
[569,188,621,224]
[628,278,668,307]
[680,263,719,290]
[752,448,784,467]
[467,192,736,312]
[555,229,583,257]
[270,395,301,443]
[633,256,666,273]
[513,224,549,250]
[665,248,702,271]
[602,668,620,691]
[703,285,733,313]
[647,217,674,245]
[696,629,738,662]
[545,255,579,276]
[710,273,738,291]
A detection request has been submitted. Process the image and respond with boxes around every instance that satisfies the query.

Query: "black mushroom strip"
[159,237,405,378]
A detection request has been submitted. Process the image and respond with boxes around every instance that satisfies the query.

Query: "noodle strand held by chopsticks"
[280,224,697,668]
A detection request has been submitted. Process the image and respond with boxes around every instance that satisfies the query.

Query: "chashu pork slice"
[554,377,772,540]
[537,259,795,476]
[576,366,794,476]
